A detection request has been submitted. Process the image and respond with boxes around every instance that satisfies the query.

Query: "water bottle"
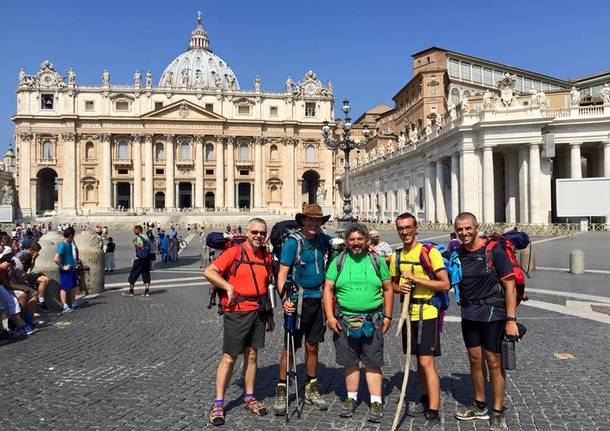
[501,337,517,370]
[267,282,277,309]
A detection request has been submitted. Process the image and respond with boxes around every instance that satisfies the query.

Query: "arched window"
[463,90,471,99]
[306,144,315,162]
[450,88,460,106]
[205,144,214,161]
[269,144,278,161]
[42,140,54,160]
[239,143,249,161]
[117,140,129,159]
[155,143,165,160]
[179,142,190,160]
[85,142,95,159]
[85,184,95,201]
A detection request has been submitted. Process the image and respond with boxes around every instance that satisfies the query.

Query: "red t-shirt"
[212,242,271,312]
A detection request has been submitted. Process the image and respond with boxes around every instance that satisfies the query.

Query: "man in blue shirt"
[53,226,77,313]
[273,204,332,415]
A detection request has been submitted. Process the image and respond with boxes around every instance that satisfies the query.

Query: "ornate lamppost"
[322,99,371,232]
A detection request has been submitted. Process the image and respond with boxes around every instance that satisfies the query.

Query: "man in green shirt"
[323,223,394,423]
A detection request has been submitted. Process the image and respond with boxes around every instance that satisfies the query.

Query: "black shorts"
[333,326,384,367]
[128,257,151,285]
[223,310,266,356]
[461,319,504,353]
[284,298,325,350]
[402,318,441,356]
[25,272,43,287]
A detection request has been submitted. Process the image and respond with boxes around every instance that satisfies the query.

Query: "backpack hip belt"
[336,307,383,339]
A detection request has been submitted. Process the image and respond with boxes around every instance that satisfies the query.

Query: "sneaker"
[121,289,135,297]
[143,289,150,297]
[367,401,384,423]
[38,301,48,311]
[489,411,508,431]
[407,397,429,416]
[244,397,267,416]
[424,412,445,430]
[273,383,287,416]
[339,398,357,418]
[208,403,225,426]
[62,305,73,314]
[455,402,490,421]
[304,379,328,410]
[16,324,35,335]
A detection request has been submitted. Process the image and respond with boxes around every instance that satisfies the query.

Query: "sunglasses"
[249,230,267,236]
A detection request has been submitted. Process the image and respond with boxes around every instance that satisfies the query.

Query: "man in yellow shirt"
[390,212,449,430]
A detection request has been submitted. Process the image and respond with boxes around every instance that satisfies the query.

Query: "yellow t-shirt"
[389,243,445,321]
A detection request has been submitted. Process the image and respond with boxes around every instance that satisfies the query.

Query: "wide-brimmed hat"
[296,204,331,226]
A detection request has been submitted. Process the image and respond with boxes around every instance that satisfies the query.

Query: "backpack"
[483,231,530,304]
[135,235,152,260]
[335,250,382,281]
[206,232,227,250]
[207,244,272,314]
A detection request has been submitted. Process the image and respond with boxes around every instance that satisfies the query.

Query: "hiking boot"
[489,411,508,431]
[244,397,267,416]
[367,401,383,423]
[304,379,328,410]
[273,383,287,416]
[38,301,48,311]
[424,412,445,430]
[455,402,490,421]
[208,403,225,426]
[339,398,357,418]
[407,397,428,416]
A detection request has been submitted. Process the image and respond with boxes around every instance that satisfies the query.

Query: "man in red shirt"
[203,218,274,426]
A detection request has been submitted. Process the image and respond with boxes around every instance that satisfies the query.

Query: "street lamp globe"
[342,99,350,114]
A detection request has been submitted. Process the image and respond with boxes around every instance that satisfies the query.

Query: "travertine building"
[350,47,610,224]
[12,15,335,217]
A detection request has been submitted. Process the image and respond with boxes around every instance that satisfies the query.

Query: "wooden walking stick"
[392,274,414,431]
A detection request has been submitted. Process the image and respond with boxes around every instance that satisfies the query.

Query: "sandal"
[209,403,225,426]
[121,289,134,297]
[244,396,268,416]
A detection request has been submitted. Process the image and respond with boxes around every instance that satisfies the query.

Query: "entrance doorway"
[205,192,215,209]
[155,192,165,209]
[36,168,58,212]
[237,183,251,209]
[178,182,192,208]
[301,170,320,205]
[116,182,131,209]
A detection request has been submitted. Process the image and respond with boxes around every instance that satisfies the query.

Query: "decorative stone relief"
[497,73,517,107]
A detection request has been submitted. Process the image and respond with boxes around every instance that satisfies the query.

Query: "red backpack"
[483,232,530,304]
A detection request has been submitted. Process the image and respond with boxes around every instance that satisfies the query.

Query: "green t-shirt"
[326,252,390,314]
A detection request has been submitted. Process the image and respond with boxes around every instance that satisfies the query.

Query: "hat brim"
[296,213,331,226]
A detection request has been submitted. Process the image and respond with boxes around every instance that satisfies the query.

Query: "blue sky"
[1,0,609,153]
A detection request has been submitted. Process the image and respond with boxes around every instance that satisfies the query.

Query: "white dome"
[158,14,239,91]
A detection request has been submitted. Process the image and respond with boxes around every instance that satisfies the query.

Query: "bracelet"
[505,316,517,322]
[384,315,392,321]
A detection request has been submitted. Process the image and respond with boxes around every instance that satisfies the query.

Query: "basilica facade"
[12,15,335,218]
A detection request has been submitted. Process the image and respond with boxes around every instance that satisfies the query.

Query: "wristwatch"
[384,315,392,321]
[505,316,517,322]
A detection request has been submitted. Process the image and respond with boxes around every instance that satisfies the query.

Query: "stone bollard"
[569,249,585,275]
[74,231,105,294]
[35,231,64,312]
[519,246,535,273]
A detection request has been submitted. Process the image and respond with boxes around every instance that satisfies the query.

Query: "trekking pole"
[391,277,414,431]
[285,312,301,422]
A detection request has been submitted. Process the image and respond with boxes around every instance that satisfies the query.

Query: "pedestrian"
[105,237,116,272]
[323,223,394,423]
[453,212,519,431]
[53,226,78,313]
[369,229,393,264]
[146,228,156,270]
[390,212,449,430]
[123,225,152,297]
[203,218,274,426]
[160,232,170,263]
[274,204,333,415]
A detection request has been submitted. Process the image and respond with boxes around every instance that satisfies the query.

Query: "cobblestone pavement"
[1,231,610,430]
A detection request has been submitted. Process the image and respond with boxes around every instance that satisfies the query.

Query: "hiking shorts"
[403,318,441,356]
[284,298,325,351]
[223,310,266,356]
[59,269,78,290]
[461,318,504,353]
[333,326,384,367]
[128,257,151,285]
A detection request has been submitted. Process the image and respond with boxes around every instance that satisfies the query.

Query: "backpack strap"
[368,252,382,280]
[335,250,348,277]
[419,244,437,280]
[394,248,403,277]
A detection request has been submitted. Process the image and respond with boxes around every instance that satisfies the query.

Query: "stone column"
[195,135,204,209]
[540,157,552,224]
[518,147,529,223]
[283,138,296,210]
[129,182,134,209]
[61,132,77,214]
[459,148,479,216]
[529,143,542,224]
[435,159,447,223]
[18,133,33,215]
[504,152,518,224]
[482,145,495,223]
[215,136,225,208]
[132,134,142,209]
[165,134,175,208]
[424,162,436,222]
[113,182,117,208]
[226,137,235,208]
[450,152,459,221]
[254,136,263,208]
[604,141,610,177]
[570,142,582,179]
[175,183,180,208]
[100,134,112,210]
[144,134,154,209]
